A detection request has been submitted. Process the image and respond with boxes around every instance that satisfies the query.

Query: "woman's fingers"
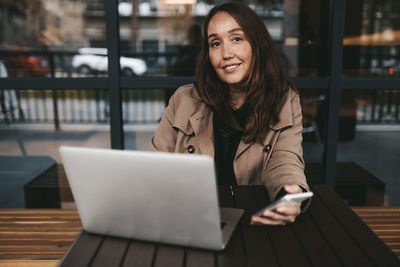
[275,203,301,216]
[262,209,290,221]
[250,215,288,225]
[250,202,301,225]
[250,214,295,225]
[250,184,306,226]
[267,210,297,223]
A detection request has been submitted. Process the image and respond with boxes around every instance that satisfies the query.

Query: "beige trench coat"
[150,84,309,202]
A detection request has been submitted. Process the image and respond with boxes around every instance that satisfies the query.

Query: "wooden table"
[56,185,399,267]
[0,209,81,267]
[1,185,399,267]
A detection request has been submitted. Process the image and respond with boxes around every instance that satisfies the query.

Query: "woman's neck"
[229,87,246,110]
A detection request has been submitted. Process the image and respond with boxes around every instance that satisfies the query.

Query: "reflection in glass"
[0,0,330,78]
[0,0,106,78]
[302,88,400,206]
[299,88,327,200]
[0,89,111,124]
[336,89,400,205]
[118,0,326,77]
[122,89,164,151]
[122,89,164,124]
[301,88,326,164]
[343,0,400,77]
[71,47,147,77]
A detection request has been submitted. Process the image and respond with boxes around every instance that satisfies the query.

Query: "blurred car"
[72,47,147,76]
[2,46,50,77]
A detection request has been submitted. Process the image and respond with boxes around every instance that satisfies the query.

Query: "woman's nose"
[222,43,234,60]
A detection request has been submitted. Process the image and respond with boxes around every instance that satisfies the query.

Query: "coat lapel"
[235,91,294,160]
[270,92,293,130]
[189,108,215,158]
[235,138,253,160]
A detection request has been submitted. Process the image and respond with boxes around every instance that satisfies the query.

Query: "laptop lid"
[59,146,243,250]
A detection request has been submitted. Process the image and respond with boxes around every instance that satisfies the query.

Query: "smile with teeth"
[223,63,241,70]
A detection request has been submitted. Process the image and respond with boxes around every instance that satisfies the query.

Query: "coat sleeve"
[149,96,178,152]
[263,92,310,208]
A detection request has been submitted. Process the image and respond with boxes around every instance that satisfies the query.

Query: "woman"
[150,2,310,225]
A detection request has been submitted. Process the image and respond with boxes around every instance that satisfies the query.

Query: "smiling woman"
[207,12,253,95]
[195,3,293,143]
[150,2,311,226]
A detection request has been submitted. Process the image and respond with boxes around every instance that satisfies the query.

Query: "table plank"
[252,186,311,267]
[153,245,184,267]
[352,206,400,259]
[0,209,80,263]
[186,249,215,267]
[309,187,374,267]
[121,241,156,267]
[3,186,400,266]
[90,236,129,267]
[0,259,58,267]
[233,186,279,267]
[315,185,400,266]
[291,203,343,266]
[58,231,102,267]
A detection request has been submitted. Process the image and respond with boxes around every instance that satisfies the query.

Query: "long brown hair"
[195,2,293,143]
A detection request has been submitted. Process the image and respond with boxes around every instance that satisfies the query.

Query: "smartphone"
[252,191,313,217]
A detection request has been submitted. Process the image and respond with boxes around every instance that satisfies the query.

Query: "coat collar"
[189,108,214,158]
[170,84,294,159]
[171,84,215,157]
[171,84,202,136]
[269,92,293,131]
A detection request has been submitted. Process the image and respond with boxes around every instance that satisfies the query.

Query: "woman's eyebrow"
[208,33,217,39]
[208,28,243,39]
[228,28,243,34]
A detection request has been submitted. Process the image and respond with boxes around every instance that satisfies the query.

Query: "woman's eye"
[233,37,243,42]
[210,41,220,48]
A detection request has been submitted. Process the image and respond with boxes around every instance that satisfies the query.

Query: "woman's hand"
[250,184,302,226]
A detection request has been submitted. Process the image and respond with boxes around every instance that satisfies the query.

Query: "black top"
[213,105,248,185]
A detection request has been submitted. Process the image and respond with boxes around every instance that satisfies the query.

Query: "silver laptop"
[59,146,243,250]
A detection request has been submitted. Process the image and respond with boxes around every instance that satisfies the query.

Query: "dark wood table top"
[58,185,400,267]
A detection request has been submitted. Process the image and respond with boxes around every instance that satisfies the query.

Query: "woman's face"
[207,11,253,91]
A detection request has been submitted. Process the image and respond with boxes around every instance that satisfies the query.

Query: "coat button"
[264,144,271,153]
[187,145,195,153]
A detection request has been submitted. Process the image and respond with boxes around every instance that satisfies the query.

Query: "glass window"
[301,88,326,162]
[0,0,107,78]
[0,88,110,209]
[301,88,326,186]
[336,89,400,206]
[343,0,400,77]
[118,0,328,77]
[122,88,164,151]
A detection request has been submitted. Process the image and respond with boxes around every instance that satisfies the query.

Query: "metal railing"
[1,47,399,127]
[0,89,165,125]
[357,90,400,124]
[1,88,399,126]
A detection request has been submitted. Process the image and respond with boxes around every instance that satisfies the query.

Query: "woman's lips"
[222,63,241,71]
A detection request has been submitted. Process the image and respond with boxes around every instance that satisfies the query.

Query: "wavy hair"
[195,2,293,143]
